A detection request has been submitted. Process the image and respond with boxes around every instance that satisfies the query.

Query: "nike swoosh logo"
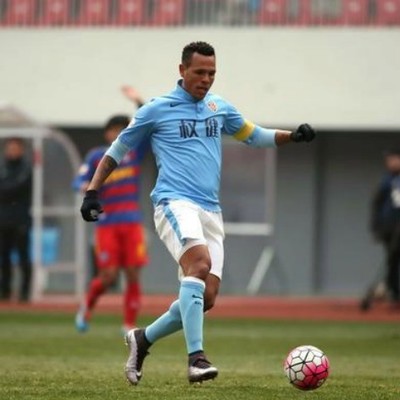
[192,294,203,300]
[170,103,180,107]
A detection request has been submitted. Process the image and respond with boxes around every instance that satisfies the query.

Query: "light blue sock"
[179,277,205,355]
[144,300,182,344]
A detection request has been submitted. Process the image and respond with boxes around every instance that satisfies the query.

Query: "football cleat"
[124,328,150,385]
[75,306,89,333]
[121,325,135,337]
[188,356,218,383]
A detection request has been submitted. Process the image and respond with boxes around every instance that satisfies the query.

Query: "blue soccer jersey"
[106,80,276,212]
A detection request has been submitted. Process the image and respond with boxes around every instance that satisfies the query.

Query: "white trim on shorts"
[153,199,225,279]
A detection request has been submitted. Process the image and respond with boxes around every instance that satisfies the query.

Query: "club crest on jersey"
[78,164,89,174]
[122,152,135,163]
[99,251,109,262]
[207,101,218,113]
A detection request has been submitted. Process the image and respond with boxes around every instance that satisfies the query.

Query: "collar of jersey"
[174,79,204,104]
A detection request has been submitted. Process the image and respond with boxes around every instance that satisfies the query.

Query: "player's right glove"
[80,190,103,222]
[290,123,316,143]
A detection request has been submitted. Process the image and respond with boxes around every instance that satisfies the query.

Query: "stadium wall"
[1,28,400,129]
[59,127,399,298]
[2,28,399,296]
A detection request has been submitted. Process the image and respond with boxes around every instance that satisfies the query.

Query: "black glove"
[80,190,103,222]
[290,123,316,143]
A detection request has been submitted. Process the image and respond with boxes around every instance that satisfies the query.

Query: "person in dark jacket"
[363,148,400,310]
[0,137,32,302]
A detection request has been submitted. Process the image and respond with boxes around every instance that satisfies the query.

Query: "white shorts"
[153,199,225,279]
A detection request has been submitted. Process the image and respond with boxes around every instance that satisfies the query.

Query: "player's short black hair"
[104,115,130,131]
[181,41,215,67]
[5,137,25,146]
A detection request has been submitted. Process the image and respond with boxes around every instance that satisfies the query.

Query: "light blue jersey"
[106,80,276,212]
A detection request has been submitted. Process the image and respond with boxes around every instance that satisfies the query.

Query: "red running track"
[0,294,399,322]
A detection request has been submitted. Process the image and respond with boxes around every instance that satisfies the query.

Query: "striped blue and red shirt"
[74,142,148,225]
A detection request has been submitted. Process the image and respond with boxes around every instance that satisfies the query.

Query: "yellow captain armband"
[233,120,256,142]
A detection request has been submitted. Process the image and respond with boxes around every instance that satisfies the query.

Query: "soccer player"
[74,111,150,334]
[80,41,316,384]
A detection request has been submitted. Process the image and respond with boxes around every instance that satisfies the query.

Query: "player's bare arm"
[274,130,292,146]
[87,155,118,191]
[275,124,316,146]
[239,122,316,148]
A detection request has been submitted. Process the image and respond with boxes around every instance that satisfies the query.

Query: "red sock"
[124,282,141,327]
[85,277,106,319]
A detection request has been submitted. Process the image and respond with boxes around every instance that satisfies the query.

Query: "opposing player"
[74,112,149,334]
[79,41,316,383]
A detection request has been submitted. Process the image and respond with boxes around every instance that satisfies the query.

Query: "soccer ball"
[284,345,330,390]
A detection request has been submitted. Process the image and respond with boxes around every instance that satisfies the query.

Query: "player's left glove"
[290,123,316,143]
[80,190,103,222]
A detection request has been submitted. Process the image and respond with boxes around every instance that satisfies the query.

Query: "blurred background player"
[74,89,150,333]
[0,138,33,302]
[361,148,400,310]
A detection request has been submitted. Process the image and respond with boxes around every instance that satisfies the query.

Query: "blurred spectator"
[74,88,150,334]
[219,0,253,25]
[0,138,33,302]
[361,148,400,310]
[185,0,223,25]
[367,0,377,22]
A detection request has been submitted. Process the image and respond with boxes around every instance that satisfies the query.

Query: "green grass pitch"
[0,311,399,400]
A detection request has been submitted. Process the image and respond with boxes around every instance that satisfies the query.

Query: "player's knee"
[186,256,211,281]
[125,267,140,284]
[193,262,211,280]
[99,270,118,287]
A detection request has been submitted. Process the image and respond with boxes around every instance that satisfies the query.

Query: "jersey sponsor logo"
[179,120,199,138]
[178,118,220,139]
[99,251,109,262]
[206,118,219,137]
[207,100,218,112]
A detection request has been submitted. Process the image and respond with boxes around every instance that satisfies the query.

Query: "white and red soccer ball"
[284,345,330,390]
